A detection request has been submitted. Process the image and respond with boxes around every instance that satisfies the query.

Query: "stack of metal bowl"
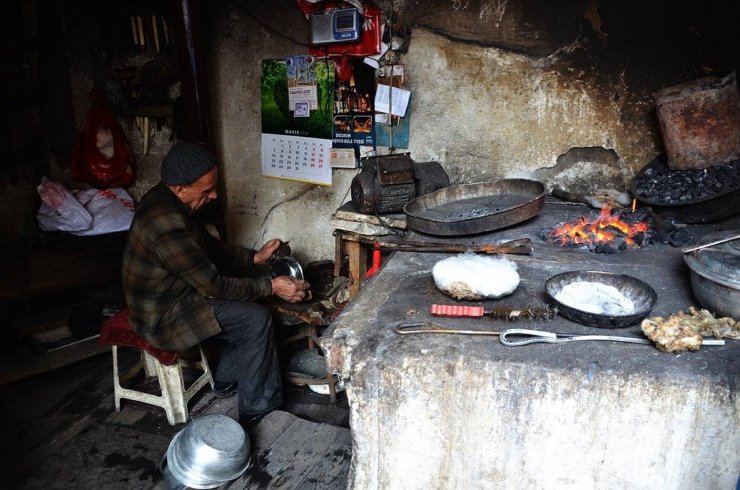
[163,414,250,489]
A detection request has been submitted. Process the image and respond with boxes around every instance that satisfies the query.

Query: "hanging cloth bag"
[71,90,137,188]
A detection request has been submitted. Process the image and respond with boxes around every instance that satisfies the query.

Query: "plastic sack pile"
[36,177,134,236]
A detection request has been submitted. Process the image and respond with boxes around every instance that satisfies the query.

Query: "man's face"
[175,167,218,211]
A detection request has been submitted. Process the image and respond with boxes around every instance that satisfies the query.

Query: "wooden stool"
[99,309,214,425]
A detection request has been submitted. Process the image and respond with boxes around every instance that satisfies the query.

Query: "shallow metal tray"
[403,179,545,236]
[545,270,657,329]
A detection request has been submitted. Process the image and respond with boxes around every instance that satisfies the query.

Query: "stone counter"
[319,200,740,489]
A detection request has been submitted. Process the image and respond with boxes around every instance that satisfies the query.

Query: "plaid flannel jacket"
[122,183,272,351]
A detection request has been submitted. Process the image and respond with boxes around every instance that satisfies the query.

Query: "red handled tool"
[364,243,382,279]
[431,304,557,321]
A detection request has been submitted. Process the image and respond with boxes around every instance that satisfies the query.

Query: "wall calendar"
[260,56,334,186]
[261,134,330,185]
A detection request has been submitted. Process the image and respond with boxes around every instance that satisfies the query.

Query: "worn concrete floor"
[0,347,351,489]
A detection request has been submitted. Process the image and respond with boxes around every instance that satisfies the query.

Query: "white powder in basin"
[554,281,635,315]
[432,254,520,300]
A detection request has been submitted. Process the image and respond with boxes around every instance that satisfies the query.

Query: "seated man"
[122,142,309,427]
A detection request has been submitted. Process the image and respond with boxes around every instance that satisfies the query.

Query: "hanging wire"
[229,0,312,47]
[387,0,395,154]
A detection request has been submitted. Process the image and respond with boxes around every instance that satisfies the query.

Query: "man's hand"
[254,239,283,265]
[271,276,311,303]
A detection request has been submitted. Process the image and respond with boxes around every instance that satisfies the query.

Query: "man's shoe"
[239,404,281,431]
[239,412,267,430]
[212,380,237,399]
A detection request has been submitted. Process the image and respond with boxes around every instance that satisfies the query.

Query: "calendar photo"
[260,57,334,186]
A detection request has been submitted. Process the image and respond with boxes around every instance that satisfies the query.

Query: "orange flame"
[550,206,649,248]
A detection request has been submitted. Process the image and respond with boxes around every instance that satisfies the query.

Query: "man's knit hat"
[161,142,216,185]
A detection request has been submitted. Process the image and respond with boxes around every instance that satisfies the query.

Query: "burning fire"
[549,206,650,251]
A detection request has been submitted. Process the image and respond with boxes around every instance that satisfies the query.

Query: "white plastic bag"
[72,187,134,236]
[36,177,93,232]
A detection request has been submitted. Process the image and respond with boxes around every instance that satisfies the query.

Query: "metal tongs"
[393,323,726,347]
[395,322,502,336]
[394,323,662,344]
[499,328,726,347]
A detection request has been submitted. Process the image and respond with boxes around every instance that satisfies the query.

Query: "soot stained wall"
[4,0,737,265]
[211,0,739,262]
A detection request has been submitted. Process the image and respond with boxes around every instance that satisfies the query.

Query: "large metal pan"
[403,179,545,236]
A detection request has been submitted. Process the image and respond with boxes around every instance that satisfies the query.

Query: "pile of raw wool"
[641,307,739,352]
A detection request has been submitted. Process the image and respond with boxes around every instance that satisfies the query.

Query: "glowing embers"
[547,206,653,253]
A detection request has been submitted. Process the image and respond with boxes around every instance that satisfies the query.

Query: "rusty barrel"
[655,72,740,170]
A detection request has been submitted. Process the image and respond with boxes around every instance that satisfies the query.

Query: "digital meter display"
[335,11,356,31]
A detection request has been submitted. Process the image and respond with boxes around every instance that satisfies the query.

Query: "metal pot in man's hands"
[271,256,304,280]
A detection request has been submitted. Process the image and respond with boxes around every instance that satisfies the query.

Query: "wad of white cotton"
[554,281,635,316]
[432,253,520,300]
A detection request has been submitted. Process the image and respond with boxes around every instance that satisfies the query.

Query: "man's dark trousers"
[207,299,283,419]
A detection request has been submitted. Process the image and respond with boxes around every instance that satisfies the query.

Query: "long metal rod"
[373,238,533,255]
[682,233,740,253]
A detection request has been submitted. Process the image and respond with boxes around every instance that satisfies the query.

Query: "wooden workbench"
[331,202,406,298]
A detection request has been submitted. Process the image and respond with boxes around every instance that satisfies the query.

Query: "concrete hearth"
[320,199,740,489]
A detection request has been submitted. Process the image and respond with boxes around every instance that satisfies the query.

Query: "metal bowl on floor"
[286,349,346,396]
[165,414,250,489]
[545,271,657,328]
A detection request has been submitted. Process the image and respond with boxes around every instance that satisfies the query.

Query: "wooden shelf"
[0,337,109,386]
[0,233,125,307]
[0,250,121,306]
[0,232,125,384]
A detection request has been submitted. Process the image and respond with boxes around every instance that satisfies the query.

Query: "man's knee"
[231,303,272,340]
[250,303,273,334]
[211,300,273,339]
